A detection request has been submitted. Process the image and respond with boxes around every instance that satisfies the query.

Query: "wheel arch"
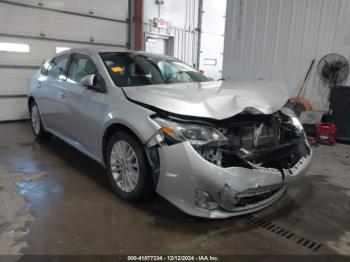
[28,96,35,109]
[102,122,144,166]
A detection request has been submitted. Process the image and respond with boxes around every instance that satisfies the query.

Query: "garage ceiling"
[0,0,129,121]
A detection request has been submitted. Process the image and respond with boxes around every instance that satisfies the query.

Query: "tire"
[106,131,152,201]
[29,102,50,139]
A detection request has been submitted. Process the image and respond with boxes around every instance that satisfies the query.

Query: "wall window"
[56,47,70,54]
[204,58,217,66]
[0,42,30,53]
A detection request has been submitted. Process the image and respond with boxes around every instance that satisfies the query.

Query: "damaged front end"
[145,107,312,218]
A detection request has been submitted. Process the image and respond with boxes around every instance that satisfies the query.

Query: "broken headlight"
[152,117,228,146]
[280,107,303,131]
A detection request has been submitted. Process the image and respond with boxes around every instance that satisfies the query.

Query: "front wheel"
[29,102,50,139]
[106,132,152,201]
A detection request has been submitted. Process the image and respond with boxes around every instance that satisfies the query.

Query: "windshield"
[100,52,212,87]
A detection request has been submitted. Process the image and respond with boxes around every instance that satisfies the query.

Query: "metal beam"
[0,0,128,24]
[0,94,27,98]
[134,0,143,51]
[127,0,132,49]
[0,64,39,69]
[196,0,204,70]
[0,33,128,48]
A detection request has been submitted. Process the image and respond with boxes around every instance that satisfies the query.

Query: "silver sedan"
[27,48,312,218]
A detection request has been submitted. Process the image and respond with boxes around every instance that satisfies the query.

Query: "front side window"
[47,54,70,79]
[100,52,211,87]
[67,53,99,85]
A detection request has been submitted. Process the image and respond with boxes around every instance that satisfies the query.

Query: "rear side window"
[67,53,99,85]
[47,54,70,79]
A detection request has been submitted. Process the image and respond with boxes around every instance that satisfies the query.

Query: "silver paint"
[156,141,311,219]
[122,81,289,120]
[27,48,312,218]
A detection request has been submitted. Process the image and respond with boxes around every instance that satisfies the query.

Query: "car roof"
[60,47,176,61]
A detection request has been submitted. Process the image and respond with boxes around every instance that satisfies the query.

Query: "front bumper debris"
[155,140,312,219]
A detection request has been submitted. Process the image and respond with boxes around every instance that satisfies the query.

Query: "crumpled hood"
[122,81,289,120]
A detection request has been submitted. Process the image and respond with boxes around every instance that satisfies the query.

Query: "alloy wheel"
[110,140,140,193]
[31,104,41,135]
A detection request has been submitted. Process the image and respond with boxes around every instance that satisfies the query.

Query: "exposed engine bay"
[195,112,310,171]
[147,109,310,174]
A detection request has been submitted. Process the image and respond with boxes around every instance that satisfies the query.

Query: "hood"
[122,81,289,120]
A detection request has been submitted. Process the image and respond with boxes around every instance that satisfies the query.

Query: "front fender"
[98,101,160,164]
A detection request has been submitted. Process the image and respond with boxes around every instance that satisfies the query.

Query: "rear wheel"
[106,132,152,201]
[29,102,50,139]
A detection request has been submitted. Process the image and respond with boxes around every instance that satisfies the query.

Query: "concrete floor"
[0,121,350,256]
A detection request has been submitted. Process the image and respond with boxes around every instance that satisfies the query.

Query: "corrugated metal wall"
[223,0,350,111]
[143,0,199,66]
[143,24,199,66]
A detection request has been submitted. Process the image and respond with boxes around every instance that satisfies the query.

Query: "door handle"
[36,82,41,88]
[59,92,66,99]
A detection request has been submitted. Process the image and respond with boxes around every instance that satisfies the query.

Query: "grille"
[240,124,278,149]
[235,189,280,207]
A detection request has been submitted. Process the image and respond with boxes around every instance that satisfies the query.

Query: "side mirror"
[81,74,96,88]
[81,74,107,93]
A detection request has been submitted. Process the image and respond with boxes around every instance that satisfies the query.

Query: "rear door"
[39,53,71,133]
[63,53,106,154]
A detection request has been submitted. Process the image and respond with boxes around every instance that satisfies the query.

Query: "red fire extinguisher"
[315,123,337,145]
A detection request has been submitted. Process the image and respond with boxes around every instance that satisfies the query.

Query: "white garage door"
[0,0,129,121]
